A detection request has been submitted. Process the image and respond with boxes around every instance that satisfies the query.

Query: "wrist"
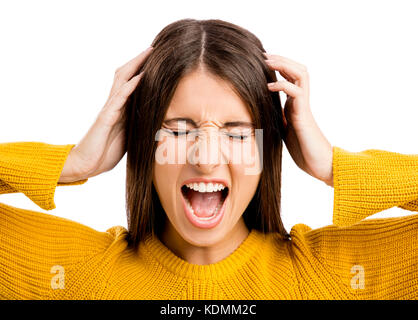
[322,145,334,187]
[58,147,87,183]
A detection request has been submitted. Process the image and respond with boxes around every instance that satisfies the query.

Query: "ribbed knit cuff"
[332,146,418,227]
[0,142,88,211]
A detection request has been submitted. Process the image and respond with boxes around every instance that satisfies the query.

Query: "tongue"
[188,189,222,217]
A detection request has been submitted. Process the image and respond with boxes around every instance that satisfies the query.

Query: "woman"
[0,19,416,299]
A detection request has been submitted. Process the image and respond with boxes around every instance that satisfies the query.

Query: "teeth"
[198,182,205,193]
[207,183,214,192]
[185,182,226,193]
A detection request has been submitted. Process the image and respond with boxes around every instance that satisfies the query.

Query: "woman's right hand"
[59,46,153,183]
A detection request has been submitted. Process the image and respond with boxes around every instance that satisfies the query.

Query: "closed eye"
[161,127,252,140]
[161,128,189,136]
[222,128,253,141]
[170,131,188,137]
[226,133,249,140]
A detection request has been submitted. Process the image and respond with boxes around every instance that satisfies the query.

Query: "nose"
[188,126,226,173]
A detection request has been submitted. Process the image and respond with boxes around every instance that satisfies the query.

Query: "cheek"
[229,164,260,216]
[153,139,181,194]
[153,162,183,214]
[227,138,262,176]
[155,135,189,165]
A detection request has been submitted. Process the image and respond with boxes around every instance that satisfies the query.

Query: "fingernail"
[267,83,275,87]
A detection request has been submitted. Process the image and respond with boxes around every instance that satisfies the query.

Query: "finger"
[263,52,308,83]
[263,52,307,71]
[110,47,153,95]
[116,46,153,81]
[104,72,144,113]
[267,80,303,98]
[265,58,309,88]
[113,72,143,108]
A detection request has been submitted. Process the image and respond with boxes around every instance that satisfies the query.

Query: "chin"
[184,227,229,247]
[173,215,231,248]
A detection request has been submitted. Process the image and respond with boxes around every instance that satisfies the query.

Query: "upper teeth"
[185,182,226,193]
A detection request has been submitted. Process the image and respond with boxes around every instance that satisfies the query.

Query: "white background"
[0,0,417,233]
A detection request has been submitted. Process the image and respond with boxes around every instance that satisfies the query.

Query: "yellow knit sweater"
[0,142,417,300]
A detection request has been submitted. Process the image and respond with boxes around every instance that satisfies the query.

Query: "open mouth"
[181,183,229,223]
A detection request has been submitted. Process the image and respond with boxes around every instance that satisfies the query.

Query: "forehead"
[165,69,253,123]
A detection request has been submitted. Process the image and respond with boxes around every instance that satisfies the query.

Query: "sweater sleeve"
[0,142,111,299]
[0,142,88,210]
[332,146,418,227]
[291,146,417,299]
[290,214,417,299]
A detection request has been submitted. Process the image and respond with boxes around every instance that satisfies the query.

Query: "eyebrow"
[163,117,255,128]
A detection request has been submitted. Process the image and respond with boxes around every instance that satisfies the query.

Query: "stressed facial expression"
[152,67,262,247]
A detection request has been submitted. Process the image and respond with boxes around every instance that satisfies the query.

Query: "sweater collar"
[142,228,267,280]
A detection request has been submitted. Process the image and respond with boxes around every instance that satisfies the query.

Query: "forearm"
[322,145,334,187]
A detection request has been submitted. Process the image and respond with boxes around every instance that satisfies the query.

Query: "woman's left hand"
[264,53,334,187]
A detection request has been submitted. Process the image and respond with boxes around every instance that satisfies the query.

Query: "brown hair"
[123,18,289,249]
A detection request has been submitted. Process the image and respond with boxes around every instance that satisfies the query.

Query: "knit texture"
[0,142,417,299]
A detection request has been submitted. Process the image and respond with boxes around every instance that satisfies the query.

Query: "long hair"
[122,18,288,249]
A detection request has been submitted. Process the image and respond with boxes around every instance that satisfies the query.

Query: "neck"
[159,218,250,265]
